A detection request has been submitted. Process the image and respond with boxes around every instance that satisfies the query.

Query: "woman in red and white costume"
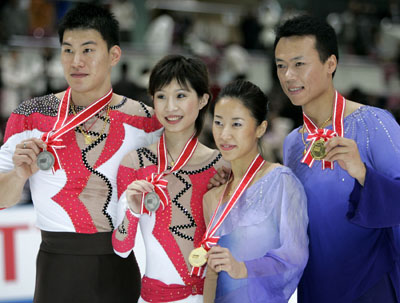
[112,55,227,303]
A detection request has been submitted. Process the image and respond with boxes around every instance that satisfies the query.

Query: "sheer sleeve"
[244,170,309,301]
[347,108,400,228]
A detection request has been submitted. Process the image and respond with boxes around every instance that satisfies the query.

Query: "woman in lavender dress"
[203,80,309,303]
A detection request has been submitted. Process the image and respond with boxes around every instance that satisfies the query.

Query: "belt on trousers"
[40,230,114,255]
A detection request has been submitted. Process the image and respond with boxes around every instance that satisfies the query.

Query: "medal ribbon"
[140,132,198,215]
[40,87,113,172]
[301,91,345,169]
[190,154,265,276]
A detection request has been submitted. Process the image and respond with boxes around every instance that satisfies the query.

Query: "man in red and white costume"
[0,4,162,303]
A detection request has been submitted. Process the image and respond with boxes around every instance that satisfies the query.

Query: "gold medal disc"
[189,246,207,267]
[310,139,326,160]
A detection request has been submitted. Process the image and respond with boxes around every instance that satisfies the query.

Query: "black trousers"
[33,231,141,303]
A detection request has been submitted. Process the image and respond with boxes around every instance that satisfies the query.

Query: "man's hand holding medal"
[13,138,47,179]
[324,136,366,186]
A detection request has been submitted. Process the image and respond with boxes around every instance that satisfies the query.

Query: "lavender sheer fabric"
[283,106,400,302]
[212,166,308,303]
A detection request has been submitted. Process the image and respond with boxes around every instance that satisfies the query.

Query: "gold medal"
[189,246,207,267]
[310,138,326,160]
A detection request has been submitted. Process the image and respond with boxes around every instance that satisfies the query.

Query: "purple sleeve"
[347,108,400,228]
[347,165,400,228]
[244,172,309,301]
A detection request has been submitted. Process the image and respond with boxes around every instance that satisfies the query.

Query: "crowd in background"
[0,0,400,169]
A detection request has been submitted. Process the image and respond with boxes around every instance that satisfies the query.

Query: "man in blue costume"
[274,15,400,302]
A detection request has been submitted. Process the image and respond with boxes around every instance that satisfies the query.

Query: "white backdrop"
[0,205,40,303]
[0,205,297,303]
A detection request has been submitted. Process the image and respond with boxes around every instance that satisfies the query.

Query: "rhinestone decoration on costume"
[136,147,222,241]
[13,94,59,117]
[4,93,162,234]
[113,146,224,289]
[71,102,115,228]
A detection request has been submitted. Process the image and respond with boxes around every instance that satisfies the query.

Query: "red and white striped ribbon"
[190,154,265,276]
[41,87,113,172]
[301,91,346,170]
[141,132,198,215]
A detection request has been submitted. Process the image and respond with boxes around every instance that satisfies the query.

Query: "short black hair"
[212,80,269,126]
[149,54,211,137]
[58,3,120,49]
[274,15,338,76]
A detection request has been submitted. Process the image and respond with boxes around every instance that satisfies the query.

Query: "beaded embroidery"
[169,172,195,241]
[13,94,59,116]
[137,148,222,241]
[79,132,114,229]
[5,94,162,233]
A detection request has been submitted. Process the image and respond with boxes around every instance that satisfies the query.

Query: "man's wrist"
[235,261,248,279]
[355,163,367,186]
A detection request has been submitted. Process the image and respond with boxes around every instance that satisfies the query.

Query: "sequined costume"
[112,146,226,303]
[0,94,163,302]
[283,106,400,302]
[208,166,308,303]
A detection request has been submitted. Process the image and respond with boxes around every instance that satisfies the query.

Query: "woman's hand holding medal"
[207,246,247,279]
[13,138,46,179]
[324,137,366,186]
[126,180,155,214]
[191,155,265,277]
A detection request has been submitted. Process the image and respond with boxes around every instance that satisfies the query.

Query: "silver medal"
[37,151,55,171]
[144,192,160,212]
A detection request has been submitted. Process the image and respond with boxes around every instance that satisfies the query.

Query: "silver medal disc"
[37,151,55,171]
[144,192,160,212]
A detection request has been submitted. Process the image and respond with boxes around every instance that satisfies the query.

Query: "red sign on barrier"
[0,225,29,281]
